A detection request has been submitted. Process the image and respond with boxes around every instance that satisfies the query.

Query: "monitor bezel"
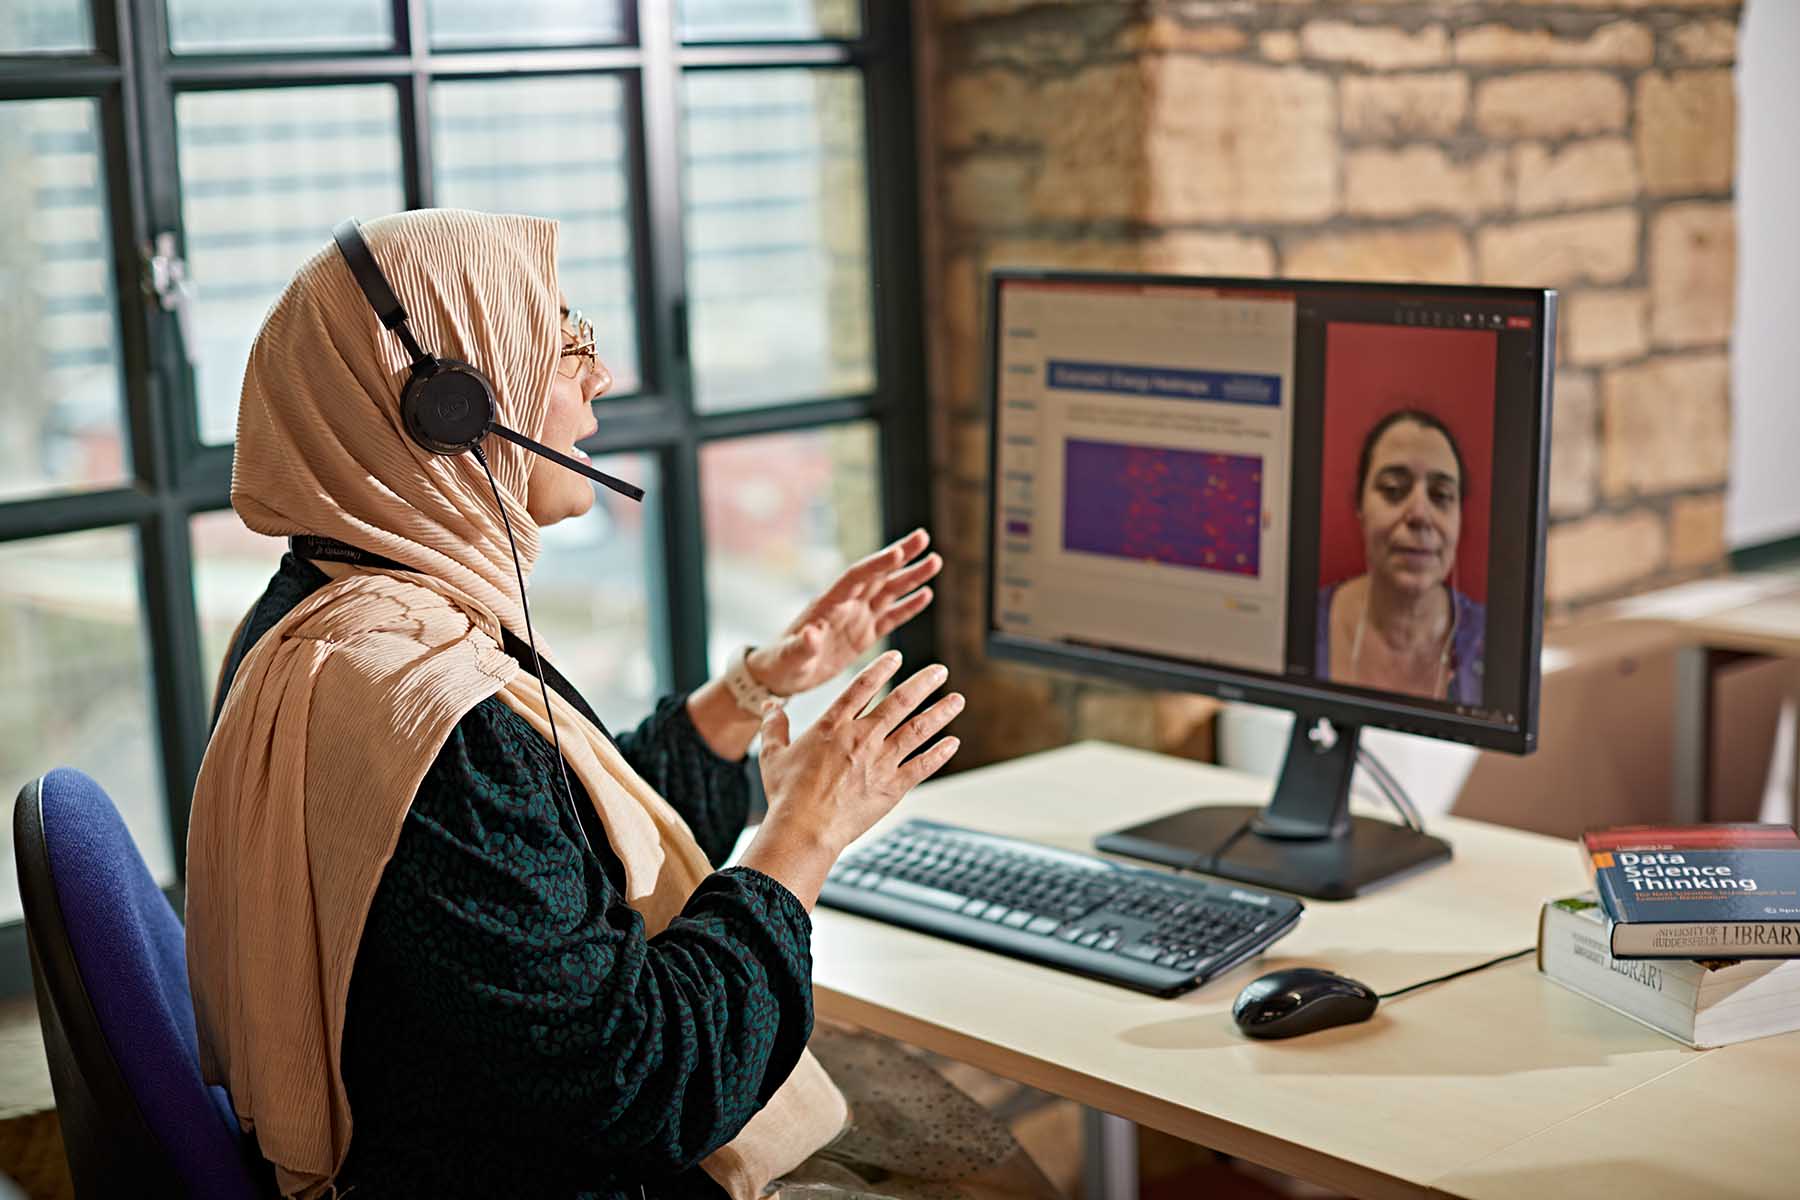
[982,267,1556,756]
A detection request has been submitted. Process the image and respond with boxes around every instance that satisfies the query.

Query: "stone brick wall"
[915,1,1741,767]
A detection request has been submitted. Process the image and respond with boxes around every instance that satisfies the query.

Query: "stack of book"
[1537,822,1800,1048]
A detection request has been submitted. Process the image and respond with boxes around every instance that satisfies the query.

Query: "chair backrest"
[13,769,270,1198]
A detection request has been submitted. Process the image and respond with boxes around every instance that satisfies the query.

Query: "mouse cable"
[1356,746,1424,833]
[1377,946,1534,1001]
[1176,814,1254,880]
[475,445,595,860]
[1357,746,1422,831]
[1351,765,1418,834]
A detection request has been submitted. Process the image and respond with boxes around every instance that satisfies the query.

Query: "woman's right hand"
[738,651,963,908]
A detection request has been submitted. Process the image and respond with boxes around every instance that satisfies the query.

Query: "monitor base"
[1094,717,1452,900]
[1094,806,1451,901]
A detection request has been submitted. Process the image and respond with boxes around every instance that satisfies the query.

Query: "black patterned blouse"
[217,555,813,1199]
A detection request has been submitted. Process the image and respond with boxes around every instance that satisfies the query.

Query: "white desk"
[1663,586,1800,824]
[810,742,1800,1199]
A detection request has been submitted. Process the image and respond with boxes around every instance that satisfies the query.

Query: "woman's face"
[525,304,613,527]
[1358,420,1462,597]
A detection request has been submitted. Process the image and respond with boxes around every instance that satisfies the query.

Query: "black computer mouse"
[1232,967,1379,1039]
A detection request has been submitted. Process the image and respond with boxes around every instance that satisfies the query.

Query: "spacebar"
[873,878,971,910]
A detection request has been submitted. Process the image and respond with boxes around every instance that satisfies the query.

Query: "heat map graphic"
[1062,440,1262,577]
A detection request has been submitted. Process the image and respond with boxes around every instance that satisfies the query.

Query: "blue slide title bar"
[1045,359,1282,407]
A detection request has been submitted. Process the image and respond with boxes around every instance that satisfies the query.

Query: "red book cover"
[1582,824,1800,856]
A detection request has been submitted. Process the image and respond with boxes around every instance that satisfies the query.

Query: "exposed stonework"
[921,1,1742,764]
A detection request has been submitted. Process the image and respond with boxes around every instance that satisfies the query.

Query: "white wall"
[1729,0,1800,549]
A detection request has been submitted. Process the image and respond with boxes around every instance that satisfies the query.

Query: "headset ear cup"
[401,359,496,455]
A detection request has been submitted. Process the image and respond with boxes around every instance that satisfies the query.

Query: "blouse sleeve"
[340,696,813,1195]
[612,693,755,866]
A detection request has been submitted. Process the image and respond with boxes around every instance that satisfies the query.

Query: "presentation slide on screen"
[992,282,1296,674]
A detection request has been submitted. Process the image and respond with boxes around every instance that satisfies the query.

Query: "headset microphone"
[329,218,644,503]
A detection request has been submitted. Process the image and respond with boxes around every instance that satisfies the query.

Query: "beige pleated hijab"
[186,209,845,1200]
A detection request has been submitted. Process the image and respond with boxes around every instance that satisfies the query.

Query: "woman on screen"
[1318,409,1485,705]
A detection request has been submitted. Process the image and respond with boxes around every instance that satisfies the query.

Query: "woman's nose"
[587,357,614,397]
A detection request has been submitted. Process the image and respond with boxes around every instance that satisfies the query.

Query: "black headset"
[330,217,644,502]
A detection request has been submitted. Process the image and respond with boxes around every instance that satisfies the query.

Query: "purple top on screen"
[1316,583,1486,707]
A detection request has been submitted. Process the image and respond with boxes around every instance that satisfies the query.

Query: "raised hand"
[739,651,963,908]
[744,529,942,700]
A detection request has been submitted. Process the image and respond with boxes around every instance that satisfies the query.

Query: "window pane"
[1,0,89,52]
[680,0,859,42]
[167,0,390,54]
[190,510,286,707]
[432,76,640,396]
[525,455,663,731]
[176,86,405,445]
[427,0,623,49]
[192,459,662,733]
[682,69,874,412]
[702,423,880,732]
[0,99,129,502]
[0,527,169,922]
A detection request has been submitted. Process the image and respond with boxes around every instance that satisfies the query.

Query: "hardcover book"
[1581,823,1800,959]
[1537,893,1800,1048]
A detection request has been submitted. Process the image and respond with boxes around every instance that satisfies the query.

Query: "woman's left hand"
[747,529,942,699]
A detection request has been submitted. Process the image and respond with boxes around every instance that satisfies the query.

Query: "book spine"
[1539,904,1700,1043]
[1610,921,1800,959]
[1588,861,1633,924]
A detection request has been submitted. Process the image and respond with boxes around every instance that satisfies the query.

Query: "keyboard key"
[875,879,970,911]
[1025,916,1060,935]
[1077,930,1104,947]
[1120,943,1162,963]
[981,906,1010,922]
[1001,910,1033,929]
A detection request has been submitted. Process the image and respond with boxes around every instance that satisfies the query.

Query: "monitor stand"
[1094,717,1451,901]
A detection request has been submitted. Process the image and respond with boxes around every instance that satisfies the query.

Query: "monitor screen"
[985,270,1555,754]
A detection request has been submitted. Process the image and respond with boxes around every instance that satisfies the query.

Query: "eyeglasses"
[557,309,597,380]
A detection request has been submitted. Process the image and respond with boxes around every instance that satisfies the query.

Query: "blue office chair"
[13,768,272,1198]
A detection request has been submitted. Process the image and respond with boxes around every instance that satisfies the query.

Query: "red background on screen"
[1318,322,1496,603]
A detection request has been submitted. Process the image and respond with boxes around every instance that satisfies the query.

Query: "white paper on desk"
[1606,575,1798,621]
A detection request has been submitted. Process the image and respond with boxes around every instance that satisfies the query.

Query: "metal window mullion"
[691,394,884,444]
[401,0,434,210]
[0,490,156,543]
[115,0,213,884]
[860,1,934,668]
[0,62,122,96]
[97,0,165,498]
[139,499,209,881]
[637,0,708,693]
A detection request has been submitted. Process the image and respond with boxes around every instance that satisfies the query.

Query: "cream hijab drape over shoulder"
[186,209,844,1200]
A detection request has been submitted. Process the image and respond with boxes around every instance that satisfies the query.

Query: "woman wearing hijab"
[187,210,1055,1200]
[1316,408,1485,705]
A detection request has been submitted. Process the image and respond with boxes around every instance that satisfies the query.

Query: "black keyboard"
[818,819,1303,997]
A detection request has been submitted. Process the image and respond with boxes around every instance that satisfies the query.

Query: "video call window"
[989,271,1550,744]
[1314,323,1496,708]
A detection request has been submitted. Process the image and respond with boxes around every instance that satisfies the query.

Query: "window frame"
[0,0,932,995]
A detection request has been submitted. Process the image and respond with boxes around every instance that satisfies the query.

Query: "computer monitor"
[984,269,1556,900]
